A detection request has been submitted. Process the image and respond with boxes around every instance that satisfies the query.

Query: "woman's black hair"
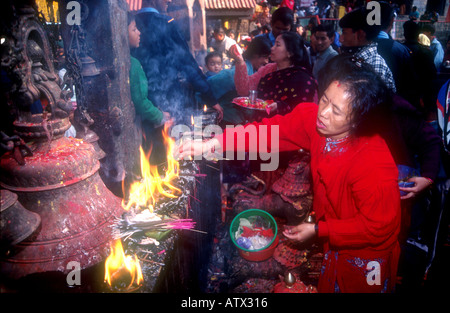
[317,54,393,137]
[127,11,136,26]
[242,36,272,60]
[271,7,294,28]
[278,31,312,72]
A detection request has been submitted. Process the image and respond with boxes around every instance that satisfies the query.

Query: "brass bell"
[0,189,41,248]
[80,56,100,77]
[0,116,123,279]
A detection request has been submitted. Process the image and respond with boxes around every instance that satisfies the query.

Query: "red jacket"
[218,102,401,292]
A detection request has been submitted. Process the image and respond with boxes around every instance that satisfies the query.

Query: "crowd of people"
[127,0,449,293]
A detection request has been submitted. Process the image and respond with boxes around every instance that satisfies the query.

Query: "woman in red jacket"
[176,55,401,293]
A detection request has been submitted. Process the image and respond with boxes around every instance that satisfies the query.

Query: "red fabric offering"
[241,226,274,238]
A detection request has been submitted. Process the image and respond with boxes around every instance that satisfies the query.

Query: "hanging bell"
[80,56,100,77]
[0,189,41,249]
[0,114,124,280]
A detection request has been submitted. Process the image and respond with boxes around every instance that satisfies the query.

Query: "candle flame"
[104,239,143,290]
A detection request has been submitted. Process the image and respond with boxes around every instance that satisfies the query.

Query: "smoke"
[132,13,208,125]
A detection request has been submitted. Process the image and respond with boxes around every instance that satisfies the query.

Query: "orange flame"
[122,122,181,212]
[104,239,143,289]
[203,105,207,112]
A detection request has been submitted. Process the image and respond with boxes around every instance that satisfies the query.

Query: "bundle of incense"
[112,216,206,240]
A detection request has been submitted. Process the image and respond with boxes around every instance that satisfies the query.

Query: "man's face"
[156,0,171,13]
[314,31,334,52]
[422,30,432,40]
[214,31,225,42]
[271,21,291,39]
[339,28,359,47]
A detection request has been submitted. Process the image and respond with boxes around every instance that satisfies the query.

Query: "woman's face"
[316,81,353,139]
[270,36,291,65]
[128,20,140,48]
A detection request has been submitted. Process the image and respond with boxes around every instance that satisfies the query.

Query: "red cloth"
[217,103,401,293]
[241,226,274,238]
[279,0,294,10]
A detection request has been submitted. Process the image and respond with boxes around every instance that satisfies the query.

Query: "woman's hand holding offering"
[399,176,433,200]
[283,223,316,243]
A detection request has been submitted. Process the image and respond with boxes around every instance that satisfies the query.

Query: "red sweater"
[218,102,401,292]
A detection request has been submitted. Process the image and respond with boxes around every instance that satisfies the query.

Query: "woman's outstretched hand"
[174,138,220,161]
[283,223,316,243]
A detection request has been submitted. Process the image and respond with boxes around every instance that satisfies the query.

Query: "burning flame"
[203,105,207,112]
[104,239,143,290]
[122,122,181,212]
[106,122,182,290]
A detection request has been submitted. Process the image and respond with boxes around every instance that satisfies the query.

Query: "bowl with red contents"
[230,209,278,262]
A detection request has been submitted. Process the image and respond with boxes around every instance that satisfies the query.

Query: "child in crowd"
[128,10,170,169]
[128,12,169,127]
[204,51,223,77]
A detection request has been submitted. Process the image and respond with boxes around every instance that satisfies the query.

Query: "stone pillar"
[185,0,207,54]
[58,0,141,195]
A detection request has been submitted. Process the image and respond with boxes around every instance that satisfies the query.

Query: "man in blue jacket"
[374,2,419,109]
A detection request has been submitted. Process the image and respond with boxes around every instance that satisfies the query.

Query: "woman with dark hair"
[232,31,316,118]
[178,54,401,293]
[206,36,272,125]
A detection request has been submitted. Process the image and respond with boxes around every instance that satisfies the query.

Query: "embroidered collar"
[323,135,350,153]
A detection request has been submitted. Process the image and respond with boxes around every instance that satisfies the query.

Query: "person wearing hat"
[338,7,397,92]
